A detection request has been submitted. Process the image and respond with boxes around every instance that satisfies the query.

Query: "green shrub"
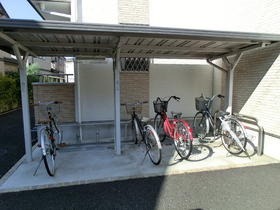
[0,74,19,112]
[0,63,40,112]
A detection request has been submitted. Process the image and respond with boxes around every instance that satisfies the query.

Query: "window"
[121,57,149,72]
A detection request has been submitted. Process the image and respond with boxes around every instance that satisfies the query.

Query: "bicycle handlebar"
[156,96,180,102]
[121,101,148,106]
[33,101,62,106]
[201,93,224,102]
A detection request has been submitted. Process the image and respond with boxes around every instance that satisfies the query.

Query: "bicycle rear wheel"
[41,130,56,176]
[193,112,207,139]
[221,118,247,154]
[154,113,166,142]
[173,121,193,159]
[145,124,162,165]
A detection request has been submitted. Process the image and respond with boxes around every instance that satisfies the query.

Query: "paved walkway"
[0,137,278,193]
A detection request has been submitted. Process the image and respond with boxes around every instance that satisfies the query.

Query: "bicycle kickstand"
[140,148,150,165]
[33,156,44,176]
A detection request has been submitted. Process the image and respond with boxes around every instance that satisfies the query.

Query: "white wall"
[76,0,118,24]
[149,59,221,118]
[149,0,280,34]
[78,59,114,121]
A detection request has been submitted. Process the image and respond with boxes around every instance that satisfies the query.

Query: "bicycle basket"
[195,96,208,111]
[153,100,168,113]
[125,103,142,115]
[38,103,60,119]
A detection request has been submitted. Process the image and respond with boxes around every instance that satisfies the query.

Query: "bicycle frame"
[132,111,145,139]
[161,111,193,141]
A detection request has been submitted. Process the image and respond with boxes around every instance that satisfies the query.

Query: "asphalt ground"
[0,163,280,209]
[0,107,36,179]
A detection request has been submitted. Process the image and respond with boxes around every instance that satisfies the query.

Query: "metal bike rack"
[233,113,264,156]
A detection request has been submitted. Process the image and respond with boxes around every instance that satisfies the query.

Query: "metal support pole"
[114,53,121,155]
[74,58,83,142]
[12,45,33,162]
[114,56,121,155]
[207,53,243,114]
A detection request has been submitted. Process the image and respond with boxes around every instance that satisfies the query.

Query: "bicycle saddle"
[38,118,51,124]
[141,117,150,123]
[218,110,230,116]
[171,111,182,118]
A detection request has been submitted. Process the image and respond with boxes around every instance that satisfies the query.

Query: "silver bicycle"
[121,101,162,165]
[34,101,65,176]
[193,94,247,154]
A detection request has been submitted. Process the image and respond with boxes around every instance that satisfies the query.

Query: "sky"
[1,0,42,20]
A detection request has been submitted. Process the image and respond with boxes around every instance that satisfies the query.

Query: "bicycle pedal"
[37,144,41,147]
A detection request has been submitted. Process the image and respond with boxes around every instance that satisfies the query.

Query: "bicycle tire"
[221,118,247,154]
[154,113,166,142]
[145,124,162,165]
[193,112,208,139]
[132,118,141,144]
[173,120,193,159]
[52,116,63,149]
[41,130,56,176]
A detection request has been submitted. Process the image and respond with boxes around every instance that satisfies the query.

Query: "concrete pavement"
[0,137,278,193]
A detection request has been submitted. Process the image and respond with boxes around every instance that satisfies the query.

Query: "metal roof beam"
[34,51,113,57]
[120,53,205,59]
[19,41,115,49]
[208,43,264,61]
[0,32,37,57]
[121,44,231,53]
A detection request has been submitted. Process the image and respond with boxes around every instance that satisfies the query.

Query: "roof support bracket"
[0,32,37,57]
[207,52,243,113]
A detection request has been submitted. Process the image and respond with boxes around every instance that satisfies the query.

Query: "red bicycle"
[153,96,193,159]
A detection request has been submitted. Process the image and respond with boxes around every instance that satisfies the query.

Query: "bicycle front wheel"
[154,113,166,142]
[221,118,247,154]
[41,130,56,176]
[193,112,207,139]
[173,121,193,159]
[132,118,141,144]
[145,124,162,165]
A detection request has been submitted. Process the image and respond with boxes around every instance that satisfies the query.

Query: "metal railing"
[234,113,264,156]
[36,73,74,83]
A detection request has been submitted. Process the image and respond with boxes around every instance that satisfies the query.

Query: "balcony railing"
[36,73,74,83]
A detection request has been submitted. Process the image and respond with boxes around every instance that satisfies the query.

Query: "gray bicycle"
[121,101,162,165]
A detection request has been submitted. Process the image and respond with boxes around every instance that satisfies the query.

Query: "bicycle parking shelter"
[0,18,280,162]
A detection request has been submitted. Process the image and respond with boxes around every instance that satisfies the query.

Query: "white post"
[224,53,243,113]
[225,65,234,113]
[114,50,121,155]
[12,46,32,162]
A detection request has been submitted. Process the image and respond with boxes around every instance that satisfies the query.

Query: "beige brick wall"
[118,0,150,120]
[118,0,149,24]
[120,72,149,119]
[32,83,76,123]
[221,43,280,136]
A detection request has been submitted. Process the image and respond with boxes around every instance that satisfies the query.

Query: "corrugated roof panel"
[0,19,280,59]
